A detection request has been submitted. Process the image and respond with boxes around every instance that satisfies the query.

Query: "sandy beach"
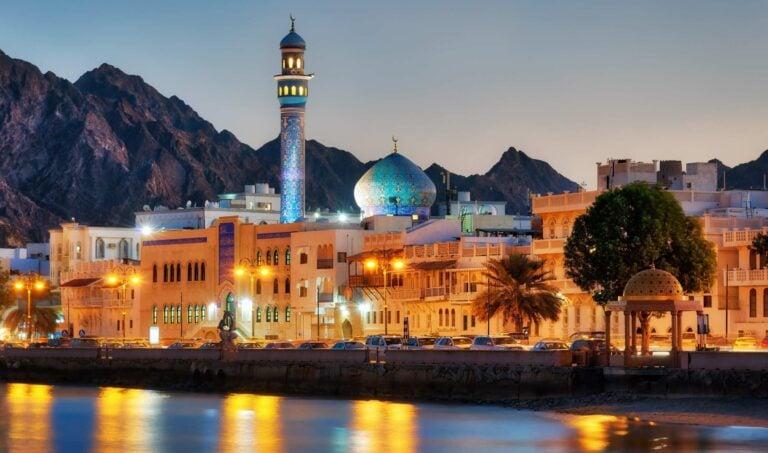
[510,394,768,428]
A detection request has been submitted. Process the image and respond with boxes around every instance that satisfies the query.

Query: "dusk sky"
[2,0,767,188]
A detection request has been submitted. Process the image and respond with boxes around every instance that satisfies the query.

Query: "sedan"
[297,341,329,350]
[532,340,570,351]
[167,341,200,349]
[433,336,473,350]
[198,341,221,349]
[237,342,264,350]
[264,342,295,349]
[330,341,365,350]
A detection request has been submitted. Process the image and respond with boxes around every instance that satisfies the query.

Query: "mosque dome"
[280,31,306,49]
[622,268,684,301]
[354,149,437,218]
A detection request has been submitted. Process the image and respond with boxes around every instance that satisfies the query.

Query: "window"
[163,306,169,324]
[396,311,400,324]
[367,312,371,324]
[194,263,199,281]
[152,306,157,324]
[439,309,443,326]
[201,305,207,321]
[257,251,262,265]
[764,290,768,317]
[291,86,296,96]
[176,263,181,281]
[169,305,175,324]
[266,306,272,322]
[177,305,182,324]
[195,305,200,323]
[273,306,279,322]
[256,280,262,295]
[153,265,157,283]
[163,264,168,282]
[273,278,279,294]
[750,289,757,318]
[337,252,347,263]
[285,306,291,322]
[285,248,291,264]
[188,263,192,281]
[95,238,105,259]
[300,253,308,264]
[282,59,285,69]
[300,287,307,297]
[296,58,301,69]
[266,249,272,265]
[119,239,129,259]
[201,262,206,280]
[285,278,291,294]
[451,309,456,327]
[372,311,376,324]
[117,320,120,331]
[170,264,175,282]
[288,57,294,68]
[298,86,304,95]
[380,311,384,324]
[273,249,279,266]
[703,295,712,308]
[188,305,193,323]
[471,316,476,327]
[256,307,262,322]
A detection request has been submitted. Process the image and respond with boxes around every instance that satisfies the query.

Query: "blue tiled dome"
[354,152,437,218]
[280,31,306,49]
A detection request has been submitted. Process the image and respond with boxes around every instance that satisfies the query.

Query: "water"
[0,383,766,452]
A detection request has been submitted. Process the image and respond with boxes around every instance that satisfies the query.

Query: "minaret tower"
[275,16,313,223]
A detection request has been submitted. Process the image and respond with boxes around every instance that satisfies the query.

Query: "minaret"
[275,16,313,223]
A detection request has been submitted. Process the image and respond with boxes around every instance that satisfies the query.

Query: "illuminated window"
[285,306,291,322]
[291,86,296,96]
[95,238,105,259]
[256,306,262,322]
[201,306,207,321]
[266,306,272,322]
[273,249,279,266]
[163,305,169,324]
[298,86,304,96]
[177,305,182,324]
[273,306,279,322]
[152,306,158,324]
[288,57,294,68]
[257,251,262,265]
[296,58,301,69]
[194,305,200,323]
[285,248,291,264]
[282,59,286,69]
[373,311,376,324]
[266,249,272,265]
[169,305,175,324]
[188,305,193,323]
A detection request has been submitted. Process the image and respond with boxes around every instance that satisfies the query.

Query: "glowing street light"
[13,272,46,340]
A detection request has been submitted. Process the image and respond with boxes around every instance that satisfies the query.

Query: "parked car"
[532,340,570,351]
[330,341,365,350]
[733,336,758,351]
[499,332,531,345]
[468,335,520,351]
[198,341,221,349]
[264,342,295,349]
[364,335,403,353]
[433,336,473,350]
[491,336,526,350]
[570,339,616,354]
[401,336,437,350]
[297,341,329,350]
[237,341,264,350]
[26,340,51,349]
[166,341,200,349]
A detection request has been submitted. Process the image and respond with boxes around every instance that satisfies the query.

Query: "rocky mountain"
[715,152,768,190]
[0,49,577,246]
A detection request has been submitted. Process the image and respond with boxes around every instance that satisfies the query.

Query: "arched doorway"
[225,293,234,313]
[342,319,353,339]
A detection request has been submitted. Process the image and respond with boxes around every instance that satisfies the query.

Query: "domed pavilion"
[353,139,437,219]
[606,267,704,367]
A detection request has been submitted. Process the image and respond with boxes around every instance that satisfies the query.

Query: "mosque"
[49,21,533,342]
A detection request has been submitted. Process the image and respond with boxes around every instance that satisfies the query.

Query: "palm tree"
[472,253,562,332]
[3,305,59,339]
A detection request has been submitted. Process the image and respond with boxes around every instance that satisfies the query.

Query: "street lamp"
[106,264,139,340]
[13,272,46,340]
[236,258,270,339]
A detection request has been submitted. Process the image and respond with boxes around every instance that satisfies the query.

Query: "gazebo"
[605,267,703,367]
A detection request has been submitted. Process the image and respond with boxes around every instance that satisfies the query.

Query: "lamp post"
[106,264,139,340]
[13,272,46,340]
[236,258,269,339]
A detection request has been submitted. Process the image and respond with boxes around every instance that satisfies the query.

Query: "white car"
[364,335,403,354]
[433,336,473,350]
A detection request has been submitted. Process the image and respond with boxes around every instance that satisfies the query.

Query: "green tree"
[564,182,716,305]
[750,233,768,266]
[3,305,59,338]
[472,253,562,331]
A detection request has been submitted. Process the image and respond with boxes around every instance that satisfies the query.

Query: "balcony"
[722,228,768,248]
[532,238,566,255]
[726,268,768,286]
[531,191,599,214]
[423,287,446,299]
[316,259,334,269]
[389,288,422,300]
[349,275,385,287]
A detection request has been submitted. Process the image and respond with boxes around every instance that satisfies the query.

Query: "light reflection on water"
[0,383,767,452]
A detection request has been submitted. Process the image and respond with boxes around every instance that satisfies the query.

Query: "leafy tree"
[750,233,768,266]
[3,305,59,339]
[472,253,562,331]
[564,182,716,305]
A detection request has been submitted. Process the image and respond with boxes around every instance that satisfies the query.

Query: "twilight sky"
[1,0,767,188]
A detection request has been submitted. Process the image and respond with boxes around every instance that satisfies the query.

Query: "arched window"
[201,262,206,281]
[285,306,291,322]
[750,289,757,318]
[273,306,279,322]
[266,306,272,322]
[163,306,168,324]
[266,249,272,265]
[201,305,207,321]
[273,249,279,266]
[226,293,234,313]
[177,305,182,324]
[136,243,140,260]
[291,86,296,96]
[286,248,291,265]
[152,265,157,283]
[256,251,262,266]
[451,309,456,326]
[764,289,768,317]
[163,264,168,282]
[169,305,175,324]
[256,306,262,322]
[282,59,285,69]
[152,306,157,324]
[75,241,82,260]
[439,309,443,326]
[119,239,129,259]
[256,280,262,295]
[187,263,192,281]
[95,238,105,259]
[299,86,304,96]
[288,57,294,68]
[176,263,181,281]
[169,264,175,282]
[273,278,279,294]
[187,305,193,323]
[194,305,200,323]
[296,58,301,69]
[285,278,291,294]
[194,263,199,281]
